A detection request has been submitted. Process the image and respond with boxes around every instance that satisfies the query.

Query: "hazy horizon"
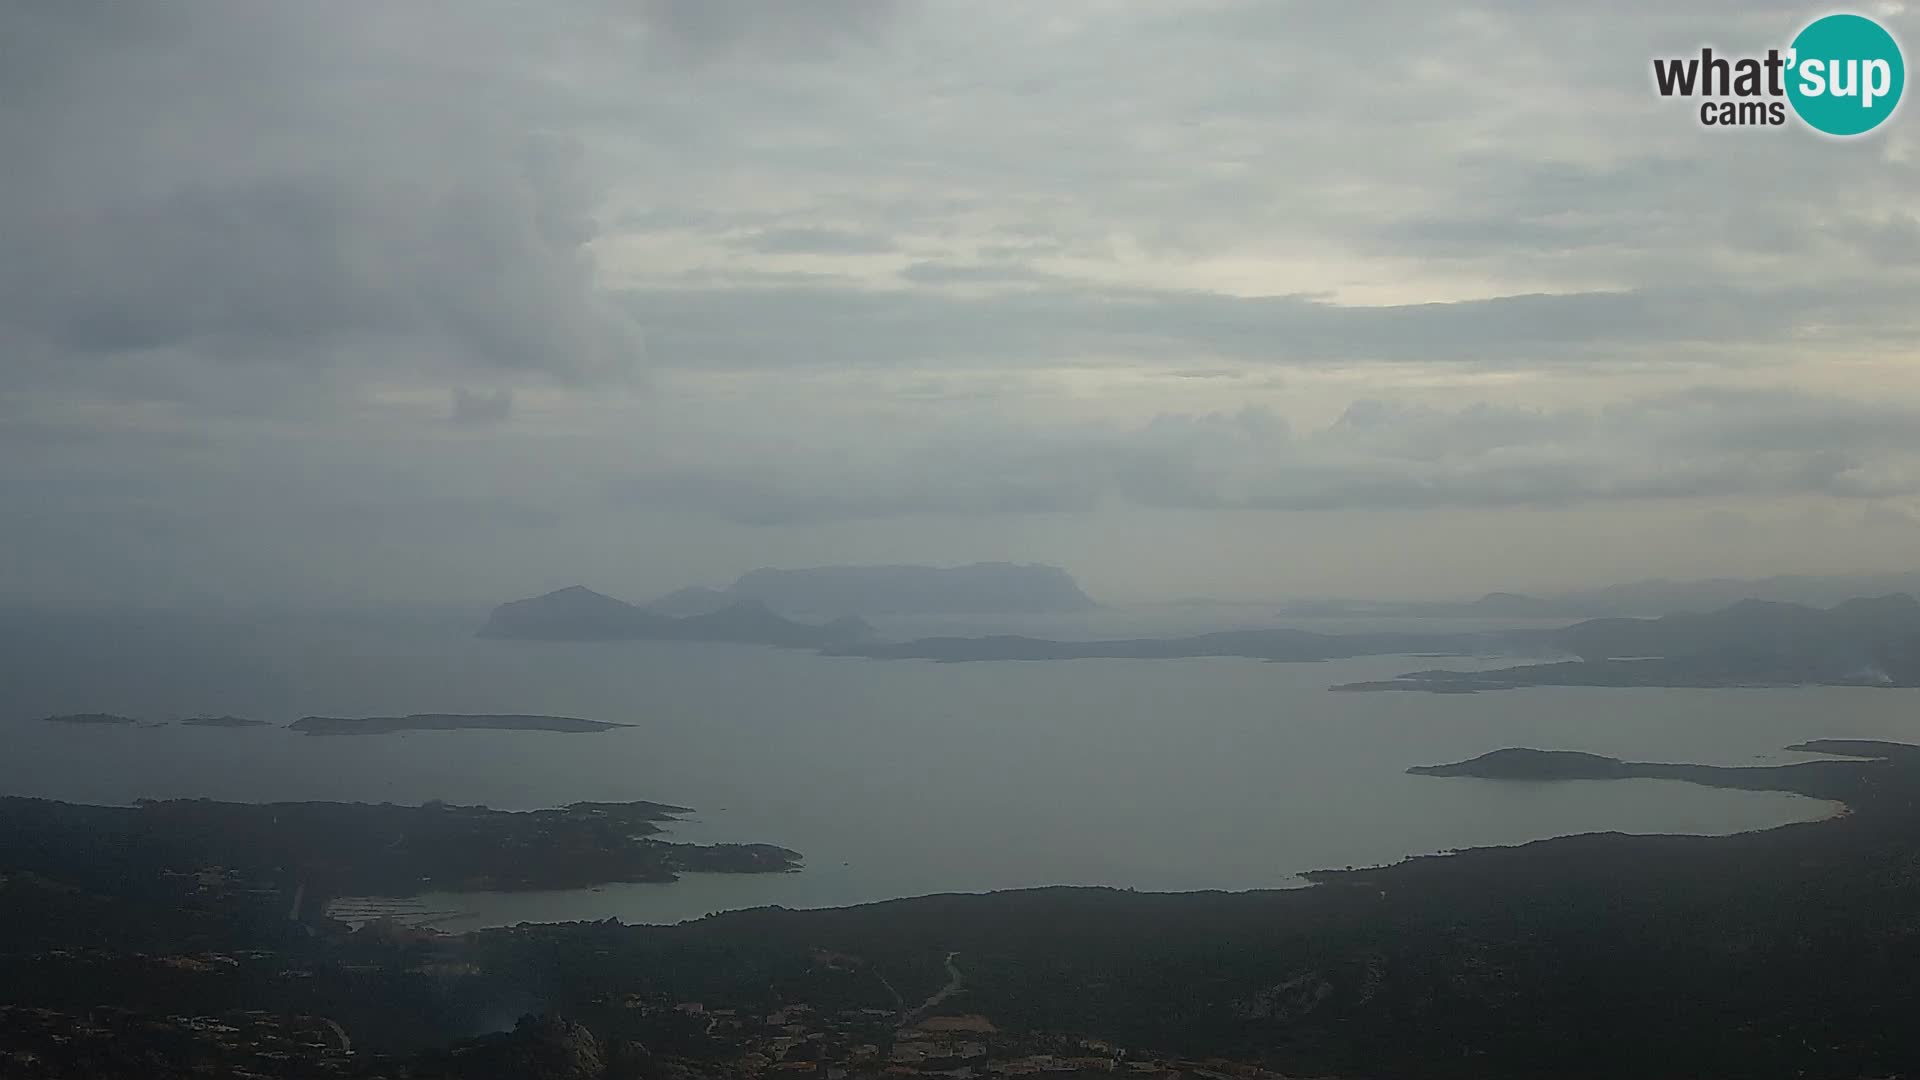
[15,559,1920,619]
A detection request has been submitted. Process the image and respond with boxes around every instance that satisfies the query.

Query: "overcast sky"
[6,0,1920,609]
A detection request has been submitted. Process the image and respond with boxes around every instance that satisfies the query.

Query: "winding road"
[903,952,964,1023]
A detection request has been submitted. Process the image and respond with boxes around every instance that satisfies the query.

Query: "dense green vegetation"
[6,741,1920,1077]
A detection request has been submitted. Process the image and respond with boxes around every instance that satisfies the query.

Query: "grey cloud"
[898,261,1058,285]
[635,0,904,60]
[611,466,1097,526]
[617,279,1882,369]
[1365,147,1920,290]
[1601,387,1920,456]
[1179,394,1920,510]
[1380,212,1627,259]
[1861,503,1920,529]
[12,0,1920,608]
[743,228,900,255]
[977,241,1068,260]
[12,172,636,380]
[0,1,643,396]
[1843,214,1920,268]
[604,389,1920,524]
[451,387,515,428]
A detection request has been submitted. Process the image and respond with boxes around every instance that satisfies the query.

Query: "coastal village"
[0,791,1311,1079]
[2,968,1307,1080]
[1,889,1306,1080]
[0,1004,360,1078]
[636,999,1302,1080]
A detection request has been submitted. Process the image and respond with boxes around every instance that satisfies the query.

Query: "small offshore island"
[1401,743,1875,802]
[290,713,631,735]
[32,712,633,734]
[181,715,273,728]
[40,712,139,725]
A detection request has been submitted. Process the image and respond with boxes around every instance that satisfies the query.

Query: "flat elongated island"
[289,713,631,735]
[1400,741,1883,803]
[180,715,272,727]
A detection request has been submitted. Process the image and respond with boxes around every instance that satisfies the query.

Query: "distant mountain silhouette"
[488,582,1920,688]
[647,562,1097,618]
[1470,591,1564,616]
[1551,593,1920,678]
[833,627,1484,663]
[1279,590,1587,619]
[834,593,1920,685]
[1337,594,1920,692]
[648,585,736,618]
[478,586,874,647]
[1555,574,1920,616]
[1286,573,1920,619]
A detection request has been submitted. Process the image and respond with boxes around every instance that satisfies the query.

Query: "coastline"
[380,772,1842,933]
[10,738,1920,1077]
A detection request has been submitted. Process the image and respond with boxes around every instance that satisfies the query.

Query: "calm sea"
[3,607,1911,926]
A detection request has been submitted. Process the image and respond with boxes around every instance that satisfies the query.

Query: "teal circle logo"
[1786,13,1905,135]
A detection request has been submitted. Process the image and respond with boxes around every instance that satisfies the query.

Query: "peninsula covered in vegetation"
[0,795,796,900]
[6,741,1920,1077]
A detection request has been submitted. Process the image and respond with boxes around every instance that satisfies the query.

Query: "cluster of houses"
[0,1005,358,1078]
[653,1001,1306,1080]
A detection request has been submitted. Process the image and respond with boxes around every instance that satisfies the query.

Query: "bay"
[2,609,1906,927]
